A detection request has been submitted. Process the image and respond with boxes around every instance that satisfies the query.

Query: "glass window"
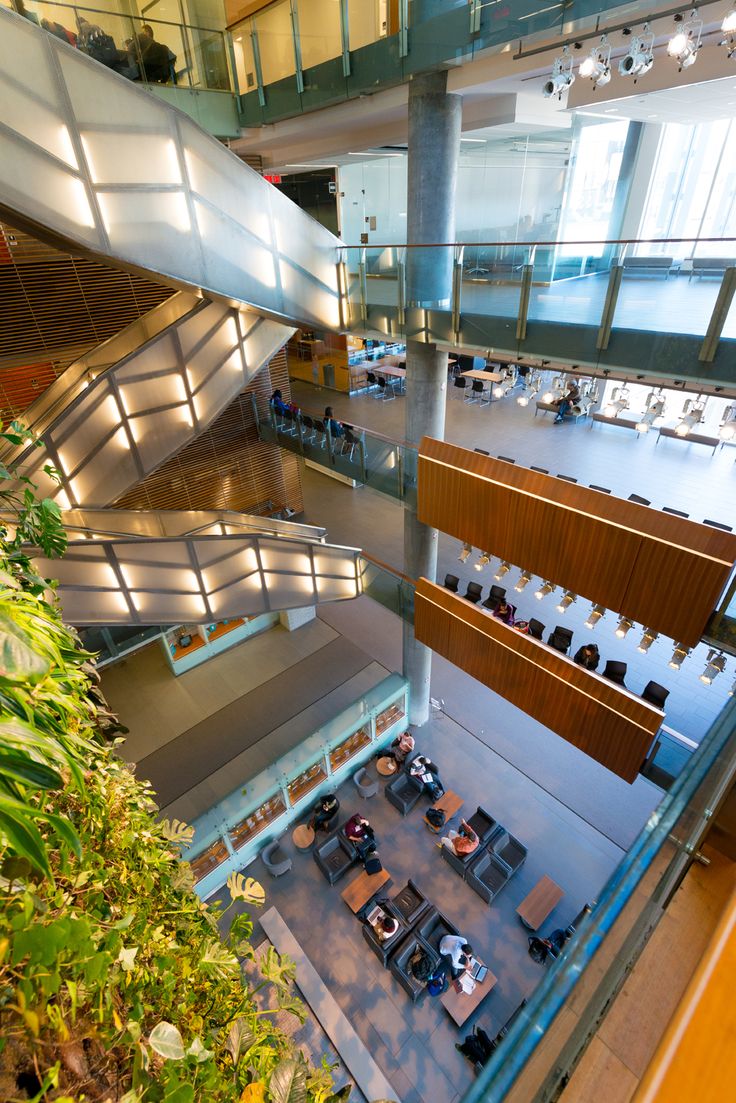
[232,21,258,91]
[297,0,342,68]
[375,698,405,736]
[189,837,229,881]
[347,0,387,50]
[287,759,327,804]
[229,792,287,850]
[329,725,371,770]
[557,119,630,257]
[256,0,296,85]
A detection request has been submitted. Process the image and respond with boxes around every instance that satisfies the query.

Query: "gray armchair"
[313,824,358,885]
[416,906,461,957]
[385,770,423,816]
[361,900,408,966]
[390,879,430,927]
[353,766,379,800]
[466,850,511,905]
[261,837,292,878]
[440,836,484,879]
[389,933,440,1003]
[440,806,501,878]
[491,830,527,876]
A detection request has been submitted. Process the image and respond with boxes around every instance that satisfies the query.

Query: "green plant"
[0,424,349,1101]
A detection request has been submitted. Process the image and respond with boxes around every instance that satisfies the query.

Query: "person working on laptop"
[439,934,474,980]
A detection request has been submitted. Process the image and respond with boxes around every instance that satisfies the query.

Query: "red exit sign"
[263,173,282,184]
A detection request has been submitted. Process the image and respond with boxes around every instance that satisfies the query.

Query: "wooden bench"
[622,256,678,278]
[535,400,592,423]
[656,427,720,455]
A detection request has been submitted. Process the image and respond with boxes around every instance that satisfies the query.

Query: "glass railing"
[359,552,415,624]
[338,237,736,381]
[463,693,736,1101]
[251,394,418,506]
[9,0,234,92]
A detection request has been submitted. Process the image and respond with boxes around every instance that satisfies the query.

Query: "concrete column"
[402,71,461,727]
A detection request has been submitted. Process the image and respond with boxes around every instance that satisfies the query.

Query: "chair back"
[465,582,483,603]
[489,585,506,602]
[366,371,377,385]
[528,618,545,639]
[603,660,627,684]
[642,680,669,708]
[628,493,650,505]
[454,377,467,389]
[444,573,459,593]
[472,380,484,393]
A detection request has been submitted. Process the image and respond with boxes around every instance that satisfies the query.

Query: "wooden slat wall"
[0,223,172,377]
[115,348,304,516]
[418,438,736,648]
[414,579,663,783]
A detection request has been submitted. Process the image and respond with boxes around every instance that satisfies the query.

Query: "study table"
[440,963,498,1026]
[516,875,564,930]
[341,867,392,913]
[461,368,503,383]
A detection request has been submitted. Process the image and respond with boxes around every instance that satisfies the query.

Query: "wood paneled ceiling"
[418,438,736,648]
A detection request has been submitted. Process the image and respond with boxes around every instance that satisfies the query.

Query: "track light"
[700,650,726,684]
[669,643,690,670]
[719,403,736,441]
[729,677,736,697]
[517,373,542,407]
[584,604,606,629]
[615,616,634,639]
[636,393,666,433]
[675,397,706,437]
[721,4,736,55]
[579,36,611,87]
[494,561,511,581]
[458,543,473,564]
[637,629,658,653]
[619,23,654,79]
[668,11,702,69]
[556,590,577,613]
[604,386,630,419]
[534,580,556,601]
[543,45,576,99]
[474,551,491,572]
[515,570,533,593]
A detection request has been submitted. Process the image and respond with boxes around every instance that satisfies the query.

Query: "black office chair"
[469,379,486,404]
[474,448,490,455]
[465,582,483,604]
[641,680,669,709]
[366,371,378,391]
[453,377,467,395]
[376,377,395,402]
[300,413,315,442]
[548,627,574,654]
[662,506,689,518]
[341,426,359,461]
[602,660,627,686]
[704,519,733,531]
[557,474,577,483]
[628,494,650,506]
[528,618,545,640]
[444,573,459,593]
[497,455,515,463]
[482,585,506,611]
[589,484,611,493]
[531,466,549,474]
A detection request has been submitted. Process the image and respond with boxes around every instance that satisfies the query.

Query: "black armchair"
[602,660,627,686]
[440,807,500,877]
[482,585,507,611]
[466,849,512,905]
[391,879,431,927]
[641,680,669,709]
[444,573,460,593]
[312,825,358,885]
[416,906,461,956]
[390,933,440,1002]
[528,618,545,640]
[361,900,408,966]
[465,582,483,604]
[490,830,527,876]
[548,626,574,654]
[385,769,424,816]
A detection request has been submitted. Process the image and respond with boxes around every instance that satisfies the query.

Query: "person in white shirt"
[439,934,473,979]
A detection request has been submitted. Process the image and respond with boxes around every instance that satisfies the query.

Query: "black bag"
[87,30,118,66]
[428,782,444,802]
[426,807,446,829]
[365,852,382,875]
[409,948,432,983]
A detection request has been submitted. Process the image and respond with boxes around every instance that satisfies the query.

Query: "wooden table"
[374,363,405,379]
[516,875,564,930]
[377,756,398,777]
[424,789,463,832]
[440,965,497,1026]
[461,368,503,382]
[341,867,391,913]
[292,824,315,851]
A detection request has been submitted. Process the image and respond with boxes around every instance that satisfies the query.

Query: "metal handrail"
[338,235,736,250]
[21,0,228,36]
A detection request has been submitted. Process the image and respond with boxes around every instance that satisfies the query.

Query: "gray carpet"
[137,636,375,808]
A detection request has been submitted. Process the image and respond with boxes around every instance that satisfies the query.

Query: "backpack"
[426,807,446,829]
[365,852,382,875]
[87,30,118,66]
[409,948,432,983]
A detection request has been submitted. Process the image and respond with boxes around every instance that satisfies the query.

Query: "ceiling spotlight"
[700,649,726,685]
[619,23,654,79]
[719,403,736,441]
[584,604,606,629]
[603,386,630,419]
[580,36,612,87]
[474,551,491,572]
[543,45,576,99]
[535,580,556,601]
[636,393,666,433]
[515,570,533,593]
[668,643,690,670]
[675,397,706,437]
[458,542,473,564]
[556,590,577,613]
[615,616,634,639]
[637,629,658,653]
[668,11,702,70]
[721,5,736,56]
[494,561,511,581]
[729,677,736,697]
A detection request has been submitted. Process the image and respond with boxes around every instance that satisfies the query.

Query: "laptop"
[468,957,488,983]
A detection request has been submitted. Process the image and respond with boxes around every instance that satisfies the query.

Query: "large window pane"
[557,119,629,256]
[297,0,342,68]
[256,0,295,84]
[232,19,257,91]
[347,0,387,50]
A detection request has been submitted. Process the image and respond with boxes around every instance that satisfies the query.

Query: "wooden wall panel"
[418,438,736,648]
[414,579,663,784]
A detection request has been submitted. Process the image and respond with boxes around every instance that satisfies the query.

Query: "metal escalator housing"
[0,9,342,333]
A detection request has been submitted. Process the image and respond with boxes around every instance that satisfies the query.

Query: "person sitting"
[492,599,516,626]
[409,755,444,800]
[324,406,344,438]
[439,934,473,980]
[574,643,600,671]
[270,388,288,414]
[371,912,399,943]
[343,813,375,859]
[440,819,479,859]
[387,730,414,766]
[309,794,339,832]
[41,17,77,45]
[136,25,173,83]
[553,379,580,423]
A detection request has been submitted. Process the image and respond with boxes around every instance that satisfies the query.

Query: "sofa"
[389,933,441,1003]
[416,906,461,957]
[490,830,527,876]
[440,806,502,878]
[466,850,512,905]
[361,900,409,967]
[385,769,424,816]
[312,824,358,885]
[390,879,430,927]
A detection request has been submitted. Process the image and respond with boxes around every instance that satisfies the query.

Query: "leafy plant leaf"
[259,946,297,991]
[0,805,52,879]
[240,1084,266,1103]
[227,872,265,906]
[269,1058,308,1103]
[160,818,195,848]
[148,1021,185,1061]
[186,1036,213,1063]
[0,612,51,682]
[200,938,241,980]
[225,1017,256,1065]
[0,751,62,790]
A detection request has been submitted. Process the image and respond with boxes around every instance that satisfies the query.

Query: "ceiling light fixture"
[637,628,658,653]
[474,551,491,572]
[675,396,706,437]
[543,45,576,99]
[494,561,512,581]
[580,36,612,87]
[729,676,736,697]
[668,643,690,670]
[700,649,726,684]
[458,542,473,564]
[721,4,736,56]
[515,570,533,592]
[667,11,703,70]
[535,580,556,601]
[584,603,606,629]
[556,590,577,613]
[718,403,736,441]
[604,386,630,419]
[619,23,654,79]
[615,616,634,639]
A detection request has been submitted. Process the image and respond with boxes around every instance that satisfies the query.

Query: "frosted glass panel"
[83,132,182,186]
[0,131,96,240]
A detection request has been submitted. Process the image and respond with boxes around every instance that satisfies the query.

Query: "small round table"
[377,756,398,777]
[292,824,315,851]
